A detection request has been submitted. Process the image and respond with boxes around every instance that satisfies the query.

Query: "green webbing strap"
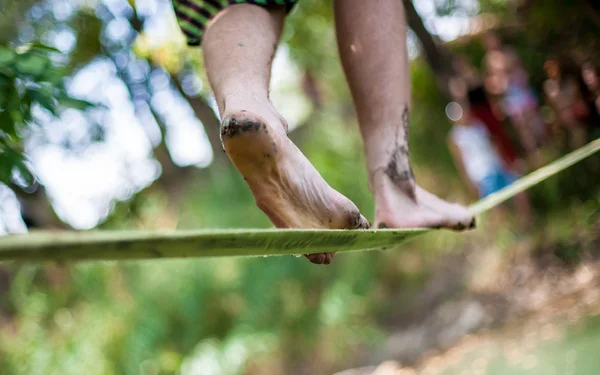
[0,138,599,262]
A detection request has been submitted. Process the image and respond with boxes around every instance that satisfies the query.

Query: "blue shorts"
[477,167,518,198]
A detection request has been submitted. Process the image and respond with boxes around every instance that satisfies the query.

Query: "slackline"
[1,138,599,262]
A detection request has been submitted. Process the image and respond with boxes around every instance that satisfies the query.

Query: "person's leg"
[202,4,369,264]
[333,0,474,229]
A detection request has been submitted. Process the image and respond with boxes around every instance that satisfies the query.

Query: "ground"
[336,216,600,375]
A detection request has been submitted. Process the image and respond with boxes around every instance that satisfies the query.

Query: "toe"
[460,208,476,231]
[357,214,371,229]
[468,217,477,229]
[342,210,371,229]
[304,252,335,265]
[449,211,476,231]
[377,222,389,229]
[304,253,321,264]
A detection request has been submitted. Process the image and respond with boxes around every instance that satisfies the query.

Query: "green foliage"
[0,0,42,44]
[0,43,95,185]
[523,0,600,63]
[477,0,510,14]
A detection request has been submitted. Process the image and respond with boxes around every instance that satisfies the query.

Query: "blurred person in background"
[170,0,476,264]
[580,62,600,138]
[543,59,597,148]
[446,101,533,230]
[482,31,546,169]
[582,63,600,110]
[450,55,520,173]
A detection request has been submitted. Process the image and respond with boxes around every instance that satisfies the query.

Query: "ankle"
[370,169,416,200]
[222,85,269,102]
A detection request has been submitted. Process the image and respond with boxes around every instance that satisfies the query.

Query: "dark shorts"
[172,0,298,46]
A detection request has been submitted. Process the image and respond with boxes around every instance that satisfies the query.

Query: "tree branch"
[10,183,70,230]
[403,0,454,98]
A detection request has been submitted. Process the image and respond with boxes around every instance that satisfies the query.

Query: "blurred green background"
[1,0,600,374]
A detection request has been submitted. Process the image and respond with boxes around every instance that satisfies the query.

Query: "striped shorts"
[172,0,298,46]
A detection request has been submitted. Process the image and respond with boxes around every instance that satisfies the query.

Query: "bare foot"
[220,109,370,264]
[373,173,475,230]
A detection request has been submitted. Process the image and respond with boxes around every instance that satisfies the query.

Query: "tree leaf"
[0,47,16,65]
[9,109,23,124]
[29,42,61,53]
[59,96,96,111]
[0,136,32,186]
[0,73,11,89]
[14,157,34,186]
[0,65,15,78]
[21,93,33,123]
[42,67,67,85]
[6,84,21,115]
[28,88,57,116]
[0,110,15,136]
[14,52,49,77]
[0,154,13,184]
